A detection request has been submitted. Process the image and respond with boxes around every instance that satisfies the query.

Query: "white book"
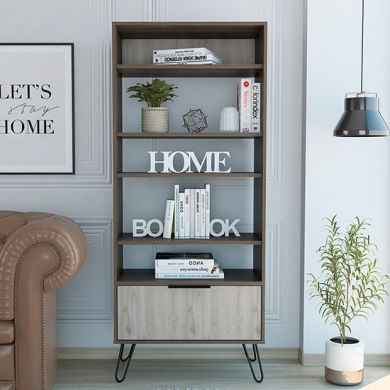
[162,199,174,239]
[178,192,185,238]
[174,184,180,238]
[195,189,201,238]
[237,78,252,132]
[205,184,210,238]
[156,268,224,280]
[251,82,261,133]
[153,47,218,56]
[154,54,222,64]
[155,265,215,275]
[184,189,190,238]
[155,259,215,268]
[189,189,195,238]
[200,188,206,237]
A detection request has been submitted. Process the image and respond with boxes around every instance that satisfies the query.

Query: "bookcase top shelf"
[117,64,263,78]
[117,132,262,139]
[117,268,262,286]
[118,233,262,246]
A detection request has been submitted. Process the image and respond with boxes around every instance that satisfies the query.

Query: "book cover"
[195,189,201,238]
[178,192,185,238]
[162,199,174,239]
[251,82,261,133]
[189,188,195,239]
[184,189,190,238]
[200,188,206,237]
[205,184,210,238]
[155,252,215,267]
[174,184,180,238]
[155,265,215,275]
[237,78,252,132]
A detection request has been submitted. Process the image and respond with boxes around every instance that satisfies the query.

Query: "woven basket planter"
[142,107,169,133]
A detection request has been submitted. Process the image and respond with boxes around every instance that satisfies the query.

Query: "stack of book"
[237,78,261,133]
[155,252,224,279]
[163,184,210,239]
[153,47,223,65]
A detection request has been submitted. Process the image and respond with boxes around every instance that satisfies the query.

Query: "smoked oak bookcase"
[112,22,267,383]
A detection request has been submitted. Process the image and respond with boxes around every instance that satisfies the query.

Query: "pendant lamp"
[334,0,389,137]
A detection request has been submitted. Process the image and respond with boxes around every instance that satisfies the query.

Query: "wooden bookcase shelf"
[112,22,267,345]
[117,269,262,286]
[117,131,263,139]
[117,233,262,246]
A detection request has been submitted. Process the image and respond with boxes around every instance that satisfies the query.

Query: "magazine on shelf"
[251,82,261,133]
[237,78,252,133]
[155,252,215,267]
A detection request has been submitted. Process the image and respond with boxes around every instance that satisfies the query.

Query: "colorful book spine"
[184,189,190,238]
[162,199,174,239]
[174,184,180,238]
[178,192,185,238]
[251,82,261,133]
[238,78,252,132]
[205,184,210,238]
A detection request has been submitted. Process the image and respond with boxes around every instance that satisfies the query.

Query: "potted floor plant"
[127,78,177,133]
[308,216,388,386]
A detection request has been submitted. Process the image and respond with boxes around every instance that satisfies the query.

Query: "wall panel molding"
[57,217,112,322]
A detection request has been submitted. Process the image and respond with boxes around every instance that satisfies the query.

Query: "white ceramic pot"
[142,107,169,133]
[219,106,239,132]
[325,337,364,385]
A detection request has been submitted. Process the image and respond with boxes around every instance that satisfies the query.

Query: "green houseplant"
[308,216,388,385]
[127,79,177,133]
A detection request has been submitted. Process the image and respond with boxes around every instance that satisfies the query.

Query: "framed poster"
[0,43,74,174]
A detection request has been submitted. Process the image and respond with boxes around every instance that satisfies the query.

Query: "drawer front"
[117,286,261,341]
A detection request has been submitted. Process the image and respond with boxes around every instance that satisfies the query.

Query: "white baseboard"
[58,347,299,361]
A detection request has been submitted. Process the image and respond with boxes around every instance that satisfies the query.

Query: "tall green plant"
[308,216,388,344]
[126,79,177,107]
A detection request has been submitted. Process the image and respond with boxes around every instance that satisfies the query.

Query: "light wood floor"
[54,359,390,390]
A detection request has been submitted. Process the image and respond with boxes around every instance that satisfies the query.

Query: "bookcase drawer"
[117,285,262,341]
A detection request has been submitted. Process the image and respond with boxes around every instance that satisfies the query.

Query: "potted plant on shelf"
[127,78,177,133]
[308,216,388,386]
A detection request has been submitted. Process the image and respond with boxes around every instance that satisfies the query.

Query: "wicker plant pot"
[325,337,364,386]
[142,107,169,133]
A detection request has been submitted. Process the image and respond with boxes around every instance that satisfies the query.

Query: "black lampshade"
[334,93,389,137]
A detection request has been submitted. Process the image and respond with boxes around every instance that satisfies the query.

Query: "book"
[156,268,224,280]
[189,188,195,238]
[200,188,206,237]
[153,54,222,64]
[251,82,261,133]
[237,78,252,132]
[162,199,174,239]
[155,252,215,267]
[174,184,180,238]
[184,189,190,238]
[178,192,185,238]
[205,184,210,238]
[195,189,201,238]
[155,264,219,275]
[153,47,217,55]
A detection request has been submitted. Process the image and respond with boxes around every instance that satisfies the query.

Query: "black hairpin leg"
[242,344,264,383]
[115,343,136,383]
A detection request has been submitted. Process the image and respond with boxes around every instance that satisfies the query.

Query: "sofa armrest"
[0,214,87,320]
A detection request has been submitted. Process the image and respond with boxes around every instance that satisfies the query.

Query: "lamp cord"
[361,0,365,93]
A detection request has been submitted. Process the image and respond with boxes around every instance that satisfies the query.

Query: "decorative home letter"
[133,219,147,237]
[210,218,240,237]
[167,151,190,173]
[133,219,164,237]
[148,151,171,173]
[214,152,231,173]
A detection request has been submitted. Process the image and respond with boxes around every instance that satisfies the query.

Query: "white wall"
[0,0,304,348]
[303,0,390,354]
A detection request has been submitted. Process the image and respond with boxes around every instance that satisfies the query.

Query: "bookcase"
[112,22,267,382]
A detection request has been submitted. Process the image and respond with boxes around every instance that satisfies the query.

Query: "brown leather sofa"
[0,211,87,390]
